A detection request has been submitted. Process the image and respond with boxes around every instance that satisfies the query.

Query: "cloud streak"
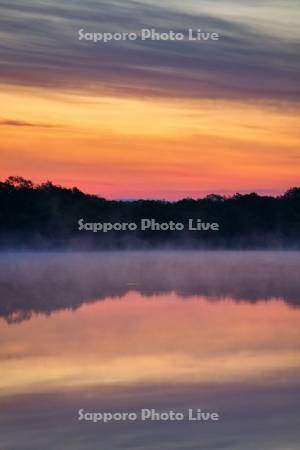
[0,0,299,102]
[0,118,59,128]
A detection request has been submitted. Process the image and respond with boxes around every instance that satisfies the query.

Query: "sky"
[0,0,299,199]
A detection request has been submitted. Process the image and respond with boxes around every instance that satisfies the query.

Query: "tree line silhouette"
[0,176,299,248]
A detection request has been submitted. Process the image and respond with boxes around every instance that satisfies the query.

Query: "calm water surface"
[0,251,300,449]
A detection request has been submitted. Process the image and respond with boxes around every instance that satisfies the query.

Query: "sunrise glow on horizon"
[0,1,299,199]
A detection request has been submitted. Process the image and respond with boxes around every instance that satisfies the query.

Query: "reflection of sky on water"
[0,252,300,449]
[1,251,300,324]
[1,294,300,394]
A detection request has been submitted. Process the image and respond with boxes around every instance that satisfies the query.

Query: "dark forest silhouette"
[0,176,300,248]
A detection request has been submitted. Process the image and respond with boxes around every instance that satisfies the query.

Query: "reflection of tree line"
[1,252,299,324]
[0,176,300,248]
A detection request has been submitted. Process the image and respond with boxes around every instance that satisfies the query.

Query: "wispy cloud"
[0,118,60,128]
[0,0,299,102]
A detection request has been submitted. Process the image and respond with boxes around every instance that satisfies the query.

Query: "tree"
[283,188,300,199]
[4,176,34,190]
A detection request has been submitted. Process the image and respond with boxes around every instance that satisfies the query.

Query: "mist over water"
[1,250,300,323]
[0,251,300,449]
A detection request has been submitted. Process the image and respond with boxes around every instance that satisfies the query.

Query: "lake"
[0,251,299,449]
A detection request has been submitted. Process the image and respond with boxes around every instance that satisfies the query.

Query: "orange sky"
[1,86,299,199]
